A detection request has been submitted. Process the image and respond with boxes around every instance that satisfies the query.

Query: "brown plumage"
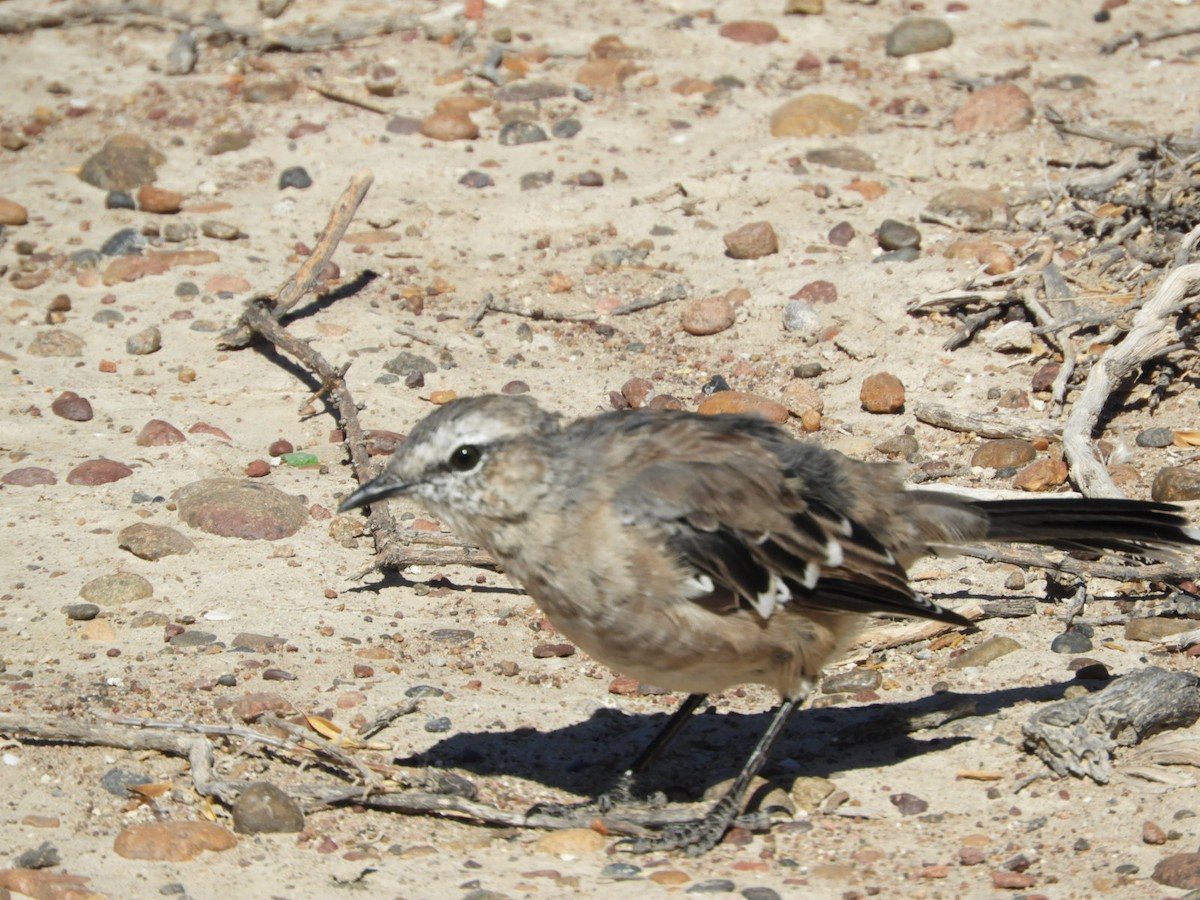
[339,394,1200,854]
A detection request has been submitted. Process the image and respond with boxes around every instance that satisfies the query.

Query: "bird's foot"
[618,799,771,856]
[527,773,666,822]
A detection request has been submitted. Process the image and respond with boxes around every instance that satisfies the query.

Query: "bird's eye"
[449,444,482,472]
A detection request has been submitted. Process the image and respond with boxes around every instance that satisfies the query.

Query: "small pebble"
[860,372,905,413]
[1013,458,1068,492]
[806,146,875,172]
[460,171,494,189]
[232,782,304,834]
[425,716,452,733]
[890,793,929,815]
[971,439,1036,469]
[1151,853,1200,889]
[1152,466,1200,502]
[65,603,100,621]
[718,21,779,44]
[66,459,133,486]
[782,300,821,335]
[173,478,308,540]
[1137,427,1174,448]
[551,118,582,139]
[14,841,61,870]
[698,391,788,424]
[113,821,236,862]
[170,630,216,647]
[406,685,445,698]
[520,171,554,190]
[1050,630,1093,654]
[687,879,737,893]
[100,227,146,256]
[1143,821,1168,845]
[821,668,881,693]
[200,220,240,240]
[118,523,195,560]
[948,636,1021,669]
[876,219,921,251]
[872,247,920,264]
[137,419,186,446]
[105,191,136,210]
[1031,363,1061,393]
[137,185,183,214]
[51,390,94,421]
[278,166,312,189]
[682,295,735,336]
[78,134,165,192]
[954,84,1035,134]
[885,17,954,57]
[771,94,866,137]
[498,120,548,145]
[101,767,152,797]
[576,170,604,187]
[600,862,642,880]
[420,110,479,141]
[876,434,919,460]
[126,326,162,355]
[723,221,778,259]
[828,221,855,246]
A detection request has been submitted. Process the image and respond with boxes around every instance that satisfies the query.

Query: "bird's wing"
[617,452,969,627]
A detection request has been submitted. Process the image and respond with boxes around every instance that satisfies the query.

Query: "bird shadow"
[398,679,1080,802]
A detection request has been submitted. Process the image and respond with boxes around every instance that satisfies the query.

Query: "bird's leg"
[529,693,707,820]
[621,692,806,856]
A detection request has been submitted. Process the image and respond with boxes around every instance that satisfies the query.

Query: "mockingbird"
[339,393,1200,854]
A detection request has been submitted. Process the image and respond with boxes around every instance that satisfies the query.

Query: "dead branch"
[0,713,767,834]
[1022,666,1200,783]
[1100,23,1200,56]
[913,402,1063,441]
[950,545,1180,582]
[1062,227,1200,497]
[216,169,494,575]
[1045,106,1159,151]
[219,169,375,349]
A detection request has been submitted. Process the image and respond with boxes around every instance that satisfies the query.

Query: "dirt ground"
[2,0,1200,897]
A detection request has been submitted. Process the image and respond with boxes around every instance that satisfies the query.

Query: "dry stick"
[951,545,1179,583]
[219,169,375,350]
[1021,294,1077,410]
[1062,227,1200,497]
[0,714,768,834]
[1045,107,1159,152]
[913,402,1063,442]
[220,170,490,570]
[309,80,391,115]
[1100,23,1200,56]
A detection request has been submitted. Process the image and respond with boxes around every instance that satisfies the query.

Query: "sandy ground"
[2,0,1200,897]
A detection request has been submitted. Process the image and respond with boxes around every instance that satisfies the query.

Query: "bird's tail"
[972,497,1200,561]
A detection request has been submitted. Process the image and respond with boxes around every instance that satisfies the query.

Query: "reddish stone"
[718,21,779,44]
[2,466,57,486]
[51,390,94,421]
[860,372,905,413]
[136,419,186,447]
[66,459,133,485]
[189,422,233,441]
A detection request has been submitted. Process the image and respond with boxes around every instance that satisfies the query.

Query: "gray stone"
[232,782,305,834]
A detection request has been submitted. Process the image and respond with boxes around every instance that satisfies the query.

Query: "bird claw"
[527,774,666,821]
[617,798,744,856]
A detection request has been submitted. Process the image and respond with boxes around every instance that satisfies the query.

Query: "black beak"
[337,472,412,513]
